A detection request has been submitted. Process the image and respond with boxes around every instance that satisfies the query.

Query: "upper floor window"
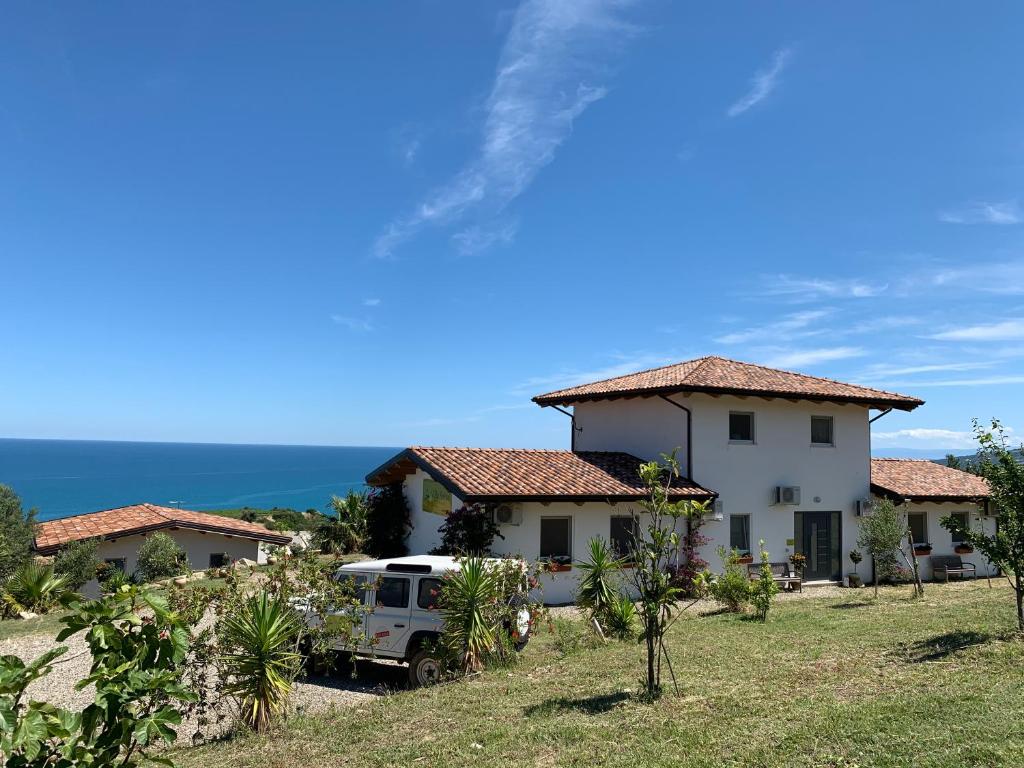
[729,412,755,443]
[811,415,834,446]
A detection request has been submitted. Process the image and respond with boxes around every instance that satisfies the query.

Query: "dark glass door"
[795,511,841,581]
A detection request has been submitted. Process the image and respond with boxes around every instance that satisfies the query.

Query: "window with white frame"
[540,517,572,561]
[729,412,755,443]
[729,514,751,555]
[810,415,834,446]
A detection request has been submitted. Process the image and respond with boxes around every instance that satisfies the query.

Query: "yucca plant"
[439,557,500,672]
[218,592,302,731]
[575,537,624,620]
[2,562,67,614]
[603,594,638,640]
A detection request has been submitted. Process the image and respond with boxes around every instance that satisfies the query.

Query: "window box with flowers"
[913,543,933,556]
[736,552,754,565]
[954,544,975,555]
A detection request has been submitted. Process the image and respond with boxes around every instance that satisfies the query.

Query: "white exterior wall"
[95,529,262,575]
[873,500,998,581]
[404,468,460,556]
[576,393,871,578]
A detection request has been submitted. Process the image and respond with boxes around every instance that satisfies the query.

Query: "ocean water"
[0,438,400,521]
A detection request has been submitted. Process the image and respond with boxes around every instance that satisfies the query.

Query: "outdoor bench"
[747,562,802,592]
[931,555,977,582]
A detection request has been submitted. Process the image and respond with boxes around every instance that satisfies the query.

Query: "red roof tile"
[34,503,292,554]
[533,355,923,411]
[367,447,716,502]
[870,459,990,501]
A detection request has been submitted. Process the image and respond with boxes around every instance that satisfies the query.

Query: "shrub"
[750,540,779,622]
[136,532,188,582]
[53,538,100,590]
[432,504,503,556]
[0,484,36,584]
[603,594,638,640]
[710,546,751,612]
[576,537,622,615]
[857,498,908,597]
[314,491,368,554]
[2,562,67,615]
[552,617,602,657]
[364,482,411,558]
[218,592,302,732]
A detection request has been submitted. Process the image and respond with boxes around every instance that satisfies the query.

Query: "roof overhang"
[34,520,291,555]
[870,484,990,506]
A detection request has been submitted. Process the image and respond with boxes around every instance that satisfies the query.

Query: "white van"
[298,555,532,685]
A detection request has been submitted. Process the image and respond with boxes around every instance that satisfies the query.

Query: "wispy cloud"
[330,315,373,332]
[923,259,1024,296]
[362,298,381,307]
[372,0,638,258]
[938,200,1021,225]
[872,428,978,450]
[451,219,519,256]
[759,346,865,369]
[715,309,830,344]
[930,319,1024,342]
[515,351,675,396]
[878,375,1024,388]
[760,274,887,302]
[859,361,994,379]
[726,47,792,118]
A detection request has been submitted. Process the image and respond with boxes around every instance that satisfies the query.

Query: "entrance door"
[795,511,841,581]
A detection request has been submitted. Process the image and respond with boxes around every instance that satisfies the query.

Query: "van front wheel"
[408,650,442,687]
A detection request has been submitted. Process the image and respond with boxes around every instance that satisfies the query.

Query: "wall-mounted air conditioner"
[772,486,801,506]
[493,502,523,526]
[705,499,724,521]
[855,498,875,517]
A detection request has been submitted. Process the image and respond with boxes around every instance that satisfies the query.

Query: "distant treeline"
[202,506,320,532]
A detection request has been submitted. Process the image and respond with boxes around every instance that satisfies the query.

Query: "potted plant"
[954,543,974,554]
[913,543,933,557]
[848,550,863,588]
[789,552,807,578]
[737,551,754,565]
[547,555,573,573]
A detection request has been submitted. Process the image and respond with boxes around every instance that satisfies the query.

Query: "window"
[950,512,969,544]
[908,512,927,546]
[811,415,834,446]
[375,577,410,608]
[416,577,443,609]
[610,516,638,560]
[104,558,126,573]
[729,412,754,443]
[209,553,229,568]
[540,517,572,561]
[729,514,751,555]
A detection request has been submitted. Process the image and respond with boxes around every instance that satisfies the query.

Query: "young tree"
[364,482,412,558]
[136,532,188,582]
[941,419,1024,631]
[53,538,101,590]
[857,497,907,598]
[623,451,709,699]
[0,484,36,583]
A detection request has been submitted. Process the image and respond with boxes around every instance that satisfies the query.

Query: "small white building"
[367,356,995,603]
[34,503,292,578]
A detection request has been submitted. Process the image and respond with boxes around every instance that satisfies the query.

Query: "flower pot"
[267,556,278,565]
[549,563,572,573]
[954,545,974,555]
[913,548,932,557]
[737,555,754,565]
[847,574,862,588]
[173,576,188,587]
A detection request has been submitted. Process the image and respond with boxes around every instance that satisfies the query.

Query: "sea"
[0,438,400,521]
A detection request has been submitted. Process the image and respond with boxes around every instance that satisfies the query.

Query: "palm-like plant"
[575,537,624,619]
[315,491,369,555]
[2,562,67,615]
[218,592,302,731]
[604,594,638,640]
[440,557,499,672]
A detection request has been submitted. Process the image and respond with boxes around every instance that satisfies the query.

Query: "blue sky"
[2,1,1023,457]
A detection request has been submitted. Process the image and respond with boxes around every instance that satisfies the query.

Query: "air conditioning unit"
[493,502,523,526]
[855,498,875,517]
[773,486,801,506]
[705,499,724,521]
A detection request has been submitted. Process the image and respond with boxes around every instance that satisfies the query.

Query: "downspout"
[549,405,580,452]
[658,395,693,480]
[865,408,894,589]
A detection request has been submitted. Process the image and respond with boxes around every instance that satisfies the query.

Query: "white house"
[367,356,994,603]
[34,502,292,580]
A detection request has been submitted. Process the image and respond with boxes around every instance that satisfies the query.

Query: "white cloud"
[930,319,1024,342]
[760,274,887,302]
[330,315,373,332]
[924,260,1024,296]
[759,346,865,368]
[726,47,792,117]
[872,428,977,450]
[860,361,994,379]
[362,298,381,307]
[372,0,637,258]
[938,200,1021,225]
[451,219,519,256]
[715,309,830,344]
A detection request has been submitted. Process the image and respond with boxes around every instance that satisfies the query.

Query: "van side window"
[376,577,410,608]
[417,578,443,609]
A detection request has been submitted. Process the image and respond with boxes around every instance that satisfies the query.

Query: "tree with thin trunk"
[857,498,906,598]
[941,419,1024,631]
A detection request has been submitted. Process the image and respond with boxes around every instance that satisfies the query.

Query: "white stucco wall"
[95,529,263,575]
[576,393,871,577]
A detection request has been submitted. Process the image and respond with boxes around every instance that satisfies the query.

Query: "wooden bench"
[931,555,977,582]
[747,562,802,592]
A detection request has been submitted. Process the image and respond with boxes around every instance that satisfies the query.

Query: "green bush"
[314,491,368,554]
[53,538,101,590]
[364,483,411,558]
[750,540,779,622]
[710,546,751,612]
[2,562,67,615]
[603,594,638,640]
[136,532,188,582]
[0,484,36,584]
[575,537,623,621]
[431,504,502,556]
[552,617,602,657]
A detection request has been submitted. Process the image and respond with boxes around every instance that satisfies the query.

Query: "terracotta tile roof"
[367,447,716,502]
[533,355,923,411]
[34,503,292,554]
[870,459,990,502]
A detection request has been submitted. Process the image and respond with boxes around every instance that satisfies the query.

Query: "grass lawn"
[0,610,70,641]
[176,581,1024,768]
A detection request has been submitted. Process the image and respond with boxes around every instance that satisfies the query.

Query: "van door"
[325,572,372,651]
[364,575,413,655]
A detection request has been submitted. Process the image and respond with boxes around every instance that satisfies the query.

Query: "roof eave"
[33,520,291,555]
[462,490,717,504]
[870,484,989,504]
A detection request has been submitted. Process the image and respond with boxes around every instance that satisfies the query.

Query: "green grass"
[0,609,70,641]
[176,581,1024,768]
